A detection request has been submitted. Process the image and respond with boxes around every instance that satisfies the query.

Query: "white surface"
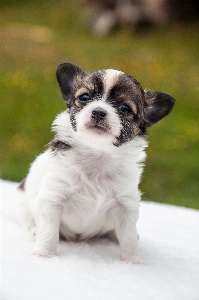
[1,179,199,300]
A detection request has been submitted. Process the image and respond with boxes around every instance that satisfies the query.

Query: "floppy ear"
[56,63,85,107]
[145,90,175,127]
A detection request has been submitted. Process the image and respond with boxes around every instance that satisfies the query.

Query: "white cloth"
[1,180,199,300]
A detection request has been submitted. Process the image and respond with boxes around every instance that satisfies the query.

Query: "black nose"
[91,108,107,123]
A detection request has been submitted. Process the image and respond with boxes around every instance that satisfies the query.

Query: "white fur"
[15,106,147,263]
[103,69,123,98]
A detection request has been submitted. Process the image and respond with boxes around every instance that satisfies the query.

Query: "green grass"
[0,0,199,209]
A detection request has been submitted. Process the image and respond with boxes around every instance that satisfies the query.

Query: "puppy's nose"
[91,108,107,123]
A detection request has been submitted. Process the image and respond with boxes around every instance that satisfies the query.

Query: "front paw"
[121,255,147,265]
[32,248,54,258]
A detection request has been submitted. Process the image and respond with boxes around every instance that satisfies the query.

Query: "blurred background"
[0,0,199,209]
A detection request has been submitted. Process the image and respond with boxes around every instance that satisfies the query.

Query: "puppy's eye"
[118,104,132,114]
[79,93,91,102]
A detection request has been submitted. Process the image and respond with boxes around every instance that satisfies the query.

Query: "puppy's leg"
[32,199,62,257]
[111,203,146,264]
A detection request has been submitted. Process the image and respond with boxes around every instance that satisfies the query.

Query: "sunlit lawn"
[0,0,199,209]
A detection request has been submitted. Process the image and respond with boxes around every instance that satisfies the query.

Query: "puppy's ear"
[145,90,175,127]
[56,63,85,107]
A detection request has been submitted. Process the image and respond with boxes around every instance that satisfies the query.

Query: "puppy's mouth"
[84,108,111,134]
[86,122,111,134]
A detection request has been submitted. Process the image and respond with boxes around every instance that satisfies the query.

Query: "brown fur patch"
[75,87,90,99]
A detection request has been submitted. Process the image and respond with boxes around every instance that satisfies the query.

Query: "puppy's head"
[56,63,175,147]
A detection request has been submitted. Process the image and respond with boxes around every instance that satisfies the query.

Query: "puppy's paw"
[121,255,147,265]
[32,248,54,258]
[130,256,147,265]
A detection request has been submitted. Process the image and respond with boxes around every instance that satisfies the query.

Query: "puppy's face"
[56,63,175,147]
[69,69,146,147]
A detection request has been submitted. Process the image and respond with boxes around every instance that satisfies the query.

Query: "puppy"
[16,63,175,263]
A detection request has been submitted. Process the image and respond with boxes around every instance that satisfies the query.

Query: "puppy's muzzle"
[91,108,107,124]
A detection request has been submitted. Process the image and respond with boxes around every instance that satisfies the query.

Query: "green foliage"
[0,0,199,209]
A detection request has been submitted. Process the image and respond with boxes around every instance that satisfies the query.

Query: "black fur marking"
[106,73,147,146]
[89,71,105,97]
[48,138,72,154]
[116,121,133,145]
[70,110,78,131]
[18,177,26,191]
[79,70,105,100]
[107,74,145,106]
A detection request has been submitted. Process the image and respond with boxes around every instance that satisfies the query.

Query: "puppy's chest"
[69,150,127,201]
[60,149,135,233]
